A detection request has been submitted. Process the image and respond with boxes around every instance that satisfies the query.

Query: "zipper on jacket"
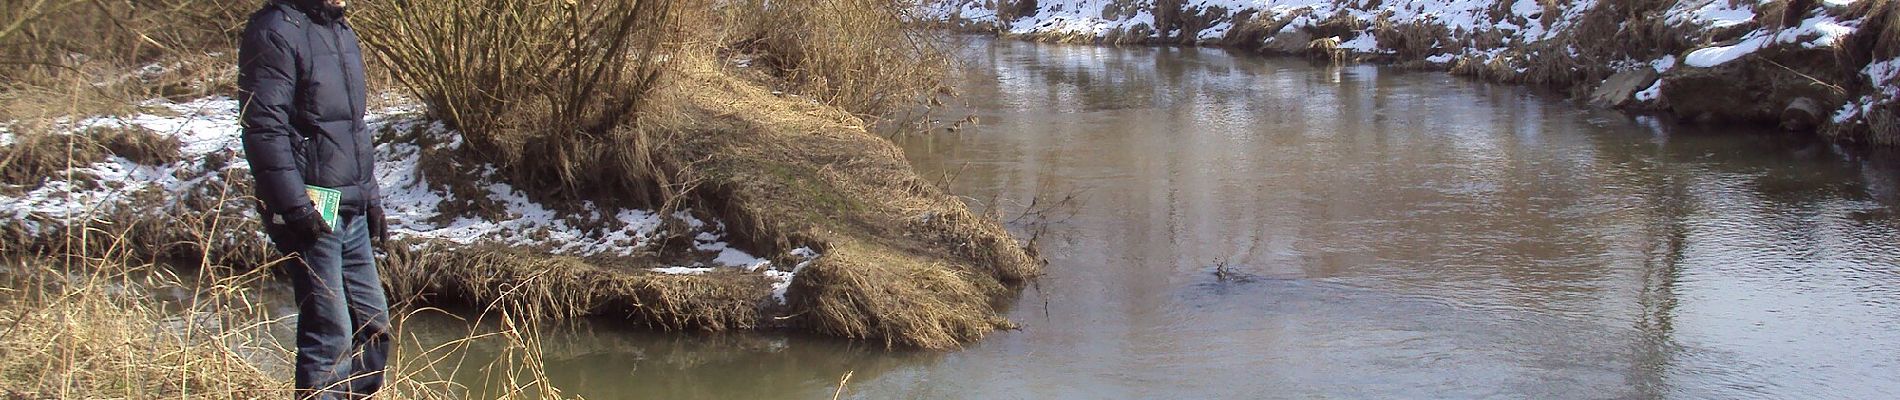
[330,21,361,189]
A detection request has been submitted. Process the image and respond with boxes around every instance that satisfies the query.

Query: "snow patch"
[765,247,822,304]
[1866,58,1900,93]
[1,97,245,232]
[1338,34,1380,53]
[714,248,771,271]
[5,96,781,284]
[1635,80,1663,102]
[1651,55,1677,73]
[1672,0,1757,28]
[652,266,714,275]
[1684,13,1860,68]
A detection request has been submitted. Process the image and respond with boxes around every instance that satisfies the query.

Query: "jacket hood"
[283,0,345,24]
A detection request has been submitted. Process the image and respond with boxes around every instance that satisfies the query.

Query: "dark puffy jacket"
[238,0,378,219]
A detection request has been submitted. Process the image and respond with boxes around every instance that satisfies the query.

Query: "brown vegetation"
[343,0,1036,349]
[722,0,954,118]
[89,124,183,165]
[0,185,573,399]
[6,0,1039,366]
[654,57,1039,348]
[380,244,771,332]
[0,0,1045,396]
[364,44,1041,348]
[1,128,104,188]
[0,256,283,398]
[355,0,676,201]
[0,0,246,121]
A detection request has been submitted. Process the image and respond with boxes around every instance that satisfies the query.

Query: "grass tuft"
[720,0,953,119]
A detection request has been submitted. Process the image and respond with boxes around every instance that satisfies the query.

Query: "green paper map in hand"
[305,185,342,231]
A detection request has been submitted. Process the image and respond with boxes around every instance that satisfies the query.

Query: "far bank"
[928,0,1900,146]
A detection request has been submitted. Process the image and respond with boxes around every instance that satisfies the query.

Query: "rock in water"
[1589,68,1660,109]
[1782,97,1824,132]
[1265,30,1312,55]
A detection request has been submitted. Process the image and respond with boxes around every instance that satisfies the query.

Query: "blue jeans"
[275,214,390,399]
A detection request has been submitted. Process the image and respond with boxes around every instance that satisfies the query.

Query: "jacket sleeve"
[368,166,383,208]
[237,26,314,217]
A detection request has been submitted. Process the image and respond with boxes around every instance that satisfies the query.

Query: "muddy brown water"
[392,37,1900,399]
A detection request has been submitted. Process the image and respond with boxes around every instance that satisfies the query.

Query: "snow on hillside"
[0,97,816,298]
[928,0,1880,74]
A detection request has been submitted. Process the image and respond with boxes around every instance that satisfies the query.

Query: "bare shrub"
[0,0,247,101]
[355,0,677,197]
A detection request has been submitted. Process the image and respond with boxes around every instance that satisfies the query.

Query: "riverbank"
[2,54,1031,354]
[2,57,1034,348]
[928,0,1900,146]
[1,3,1037,395]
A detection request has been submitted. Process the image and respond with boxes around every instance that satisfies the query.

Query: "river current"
[414,37,1900,399]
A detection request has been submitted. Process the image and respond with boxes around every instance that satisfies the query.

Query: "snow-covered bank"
[929,0,1900,145]
[4,54,1045,348]
[0,97,817,300]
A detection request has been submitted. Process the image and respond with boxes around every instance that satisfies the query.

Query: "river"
[412,37,1900,399]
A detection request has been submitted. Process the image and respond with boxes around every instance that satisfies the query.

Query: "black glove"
[273,206,332,250]
[367,205,390,245]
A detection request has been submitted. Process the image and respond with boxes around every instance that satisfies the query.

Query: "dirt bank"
[0,58,1038,351]
[376,57,1043,349]
[929,0,1900,146]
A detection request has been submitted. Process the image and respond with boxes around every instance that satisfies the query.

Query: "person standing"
[237,0,391,398]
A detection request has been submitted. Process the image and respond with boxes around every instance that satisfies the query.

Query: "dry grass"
[1,2,598,393]
[352,50,1043,349]
[1840,0,1900,68]
[0,256,587,399]
[1,127,104,188]
[7,0,1041,365]
[719,0,953,119]
[0,178,274,399]
[639,54,1040,348]
[1,0,245,119]
[1372,14,1454,61]
[347,0,1033,349]
[380,245,770,332]
[88,124,182,165]
[0,173,582,398]
[0,124,179,189]
[1308,36,1347,63]
[0,257,284,398]
[1570,0,1682,62]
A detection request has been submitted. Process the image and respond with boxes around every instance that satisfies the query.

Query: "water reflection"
[391,313,938,399]
[892,37,1900,398]
[406,37,1899,399]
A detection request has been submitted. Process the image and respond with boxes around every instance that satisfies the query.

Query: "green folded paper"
[305,185,342,231]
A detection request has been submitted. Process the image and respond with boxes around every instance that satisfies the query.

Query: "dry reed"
[719,0,953,120]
